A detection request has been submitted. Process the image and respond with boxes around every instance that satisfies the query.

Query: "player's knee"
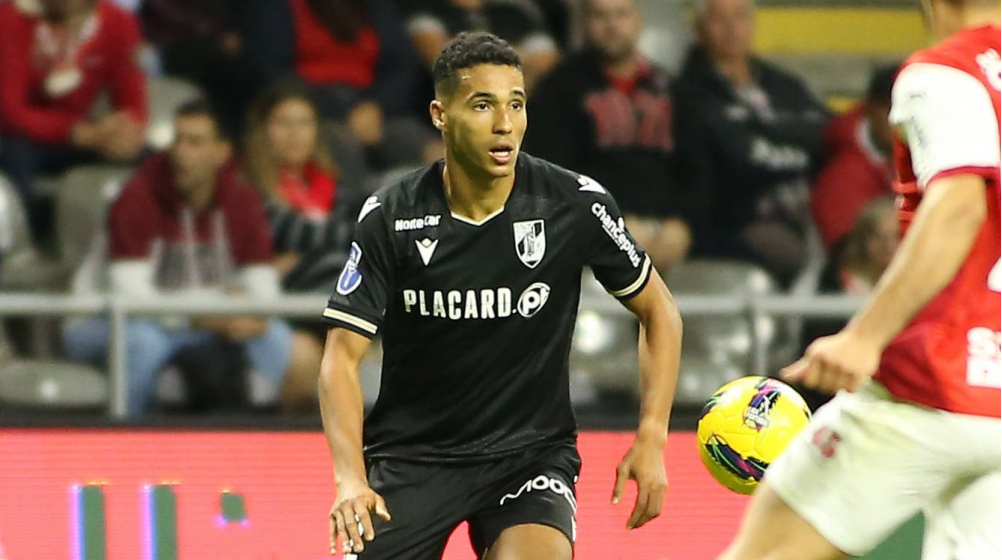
[485,524,572,560]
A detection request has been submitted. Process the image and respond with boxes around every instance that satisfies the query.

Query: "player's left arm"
[784,62,999,393]
[612,268,684,529]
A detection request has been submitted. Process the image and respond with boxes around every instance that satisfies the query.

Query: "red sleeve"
[0,6,79,141]
[107,7,148,123]
[226,179,275,265]
[810,152,886,249]
[107,166,159,260]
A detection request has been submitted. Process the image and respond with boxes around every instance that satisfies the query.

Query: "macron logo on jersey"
[357,196,381,223]
[415,238,439,266]
[577,175,606,194]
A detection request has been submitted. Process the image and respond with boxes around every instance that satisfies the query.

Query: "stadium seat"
[0,172,66,290]
[0,359,107,411]
[665,259,779,398]
[571,272,640,399]
[54,165,130,275]
[146,76,203,150]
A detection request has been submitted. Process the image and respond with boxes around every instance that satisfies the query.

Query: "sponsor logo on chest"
[402,282,550,320]
[395,215,442,231]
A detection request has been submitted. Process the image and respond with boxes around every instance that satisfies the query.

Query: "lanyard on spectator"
[35,12,98,98]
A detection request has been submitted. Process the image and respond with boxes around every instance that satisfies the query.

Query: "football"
[697,376,812,495]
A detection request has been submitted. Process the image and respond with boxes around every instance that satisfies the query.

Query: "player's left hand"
[612,439,667,530]
[781,327,882,394]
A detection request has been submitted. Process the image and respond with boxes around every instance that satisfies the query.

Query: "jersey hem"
[608,255,653,299]
[363,434,578,465]
[923,165,999,190]
[322,306,380,338]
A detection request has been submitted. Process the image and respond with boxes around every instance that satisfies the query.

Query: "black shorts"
[348,442,581,560]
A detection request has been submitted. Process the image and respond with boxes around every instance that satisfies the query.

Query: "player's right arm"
[783,61,1000,393]
[318,195,396,555]
[319,327,390,556]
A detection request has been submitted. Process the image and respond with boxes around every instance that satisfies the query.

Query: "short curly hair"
[432,31,523,97]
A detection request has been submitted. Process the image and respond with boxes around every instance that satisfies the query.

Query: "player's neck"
[959,7,1000,30]
[935,5,1000,39]
[441,160,515,222]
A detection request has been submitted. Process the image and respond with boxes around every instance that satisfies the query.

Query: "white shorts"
[765,381,1001,559]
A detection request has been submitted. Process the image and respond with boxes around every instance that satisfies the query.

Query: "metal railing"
[0,292,866,419]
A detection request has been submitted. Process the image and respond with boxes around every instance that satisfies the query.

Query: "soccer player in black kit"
[319,32,683,560]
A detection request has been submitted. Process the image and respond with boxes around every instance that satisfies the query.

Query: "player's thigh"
[719,481,847,560]
[923,469,1002,560]
[483,523,572,560]
[351,460,466,560]
[760,384,955,557]
[468,445,580,558]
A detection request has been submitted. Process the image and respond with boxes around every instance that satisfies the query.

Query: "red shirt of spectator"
[810,106,894,249]
[109,153,273,289]
[0,0,147,143]
[289,0,380,88]
[278,162,336,219]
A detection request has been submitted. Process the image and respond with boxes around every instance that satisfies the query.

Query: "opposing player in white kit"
[717,1,1002,559]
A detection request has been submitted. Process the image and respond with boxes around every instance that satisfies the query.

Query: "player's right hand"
[330,481,391,556]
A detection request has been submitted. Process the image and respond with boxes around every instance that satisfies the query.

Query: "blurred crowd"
[0,0,903,417]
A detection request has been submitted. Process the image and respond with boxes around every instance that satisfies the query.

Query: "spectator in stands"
[810,64,898,253]
[836,197,898,296]
[243,82,358,294]
[242,0,434,173]
[675,0,829,285]
[138,0,258,138]
[0,0,147,244]
[405,0,560,93]
[797,196,898,402]
[62,100,318,417]
[524,0,692,272]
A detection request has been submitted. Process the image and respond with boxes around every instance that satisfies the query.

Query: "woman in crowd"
[243,81,359,411]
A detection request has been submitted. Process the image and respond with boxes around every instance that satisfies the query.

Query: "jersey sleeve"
[323,195,395,338]
[577,175,653,299]
[890,62,1001,189]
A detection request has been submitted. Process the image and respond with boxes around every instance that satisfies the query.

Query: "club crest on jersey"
[513,220,545,269]
[336,243,363,295]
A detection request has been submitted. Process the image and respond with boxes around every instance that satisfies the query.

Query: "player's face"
[698,0,755,62]
[265,98,318,169]
[584,0,643,63]
[437,64,527,178]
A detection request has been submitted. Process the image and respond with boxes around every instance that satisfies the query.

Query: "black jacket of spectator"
[524,50,697,219]
[674,47,828,235]
[264,188,362,293]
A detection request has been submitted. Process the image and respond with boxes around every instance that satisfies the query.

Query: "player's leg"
[468,443,580,560]
[922,470,1002,560]
[721,382,948,560]
[482,524,571,560]
[717,481,847,560]
[345,460,468,560]
[921,412,1002,560]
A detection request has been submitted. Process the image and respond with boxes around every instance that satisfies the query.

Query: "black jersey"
[323,154,651,463]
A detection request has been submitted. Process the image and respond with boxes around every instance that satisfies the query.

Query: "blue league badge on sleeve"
[336,242,364,295]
